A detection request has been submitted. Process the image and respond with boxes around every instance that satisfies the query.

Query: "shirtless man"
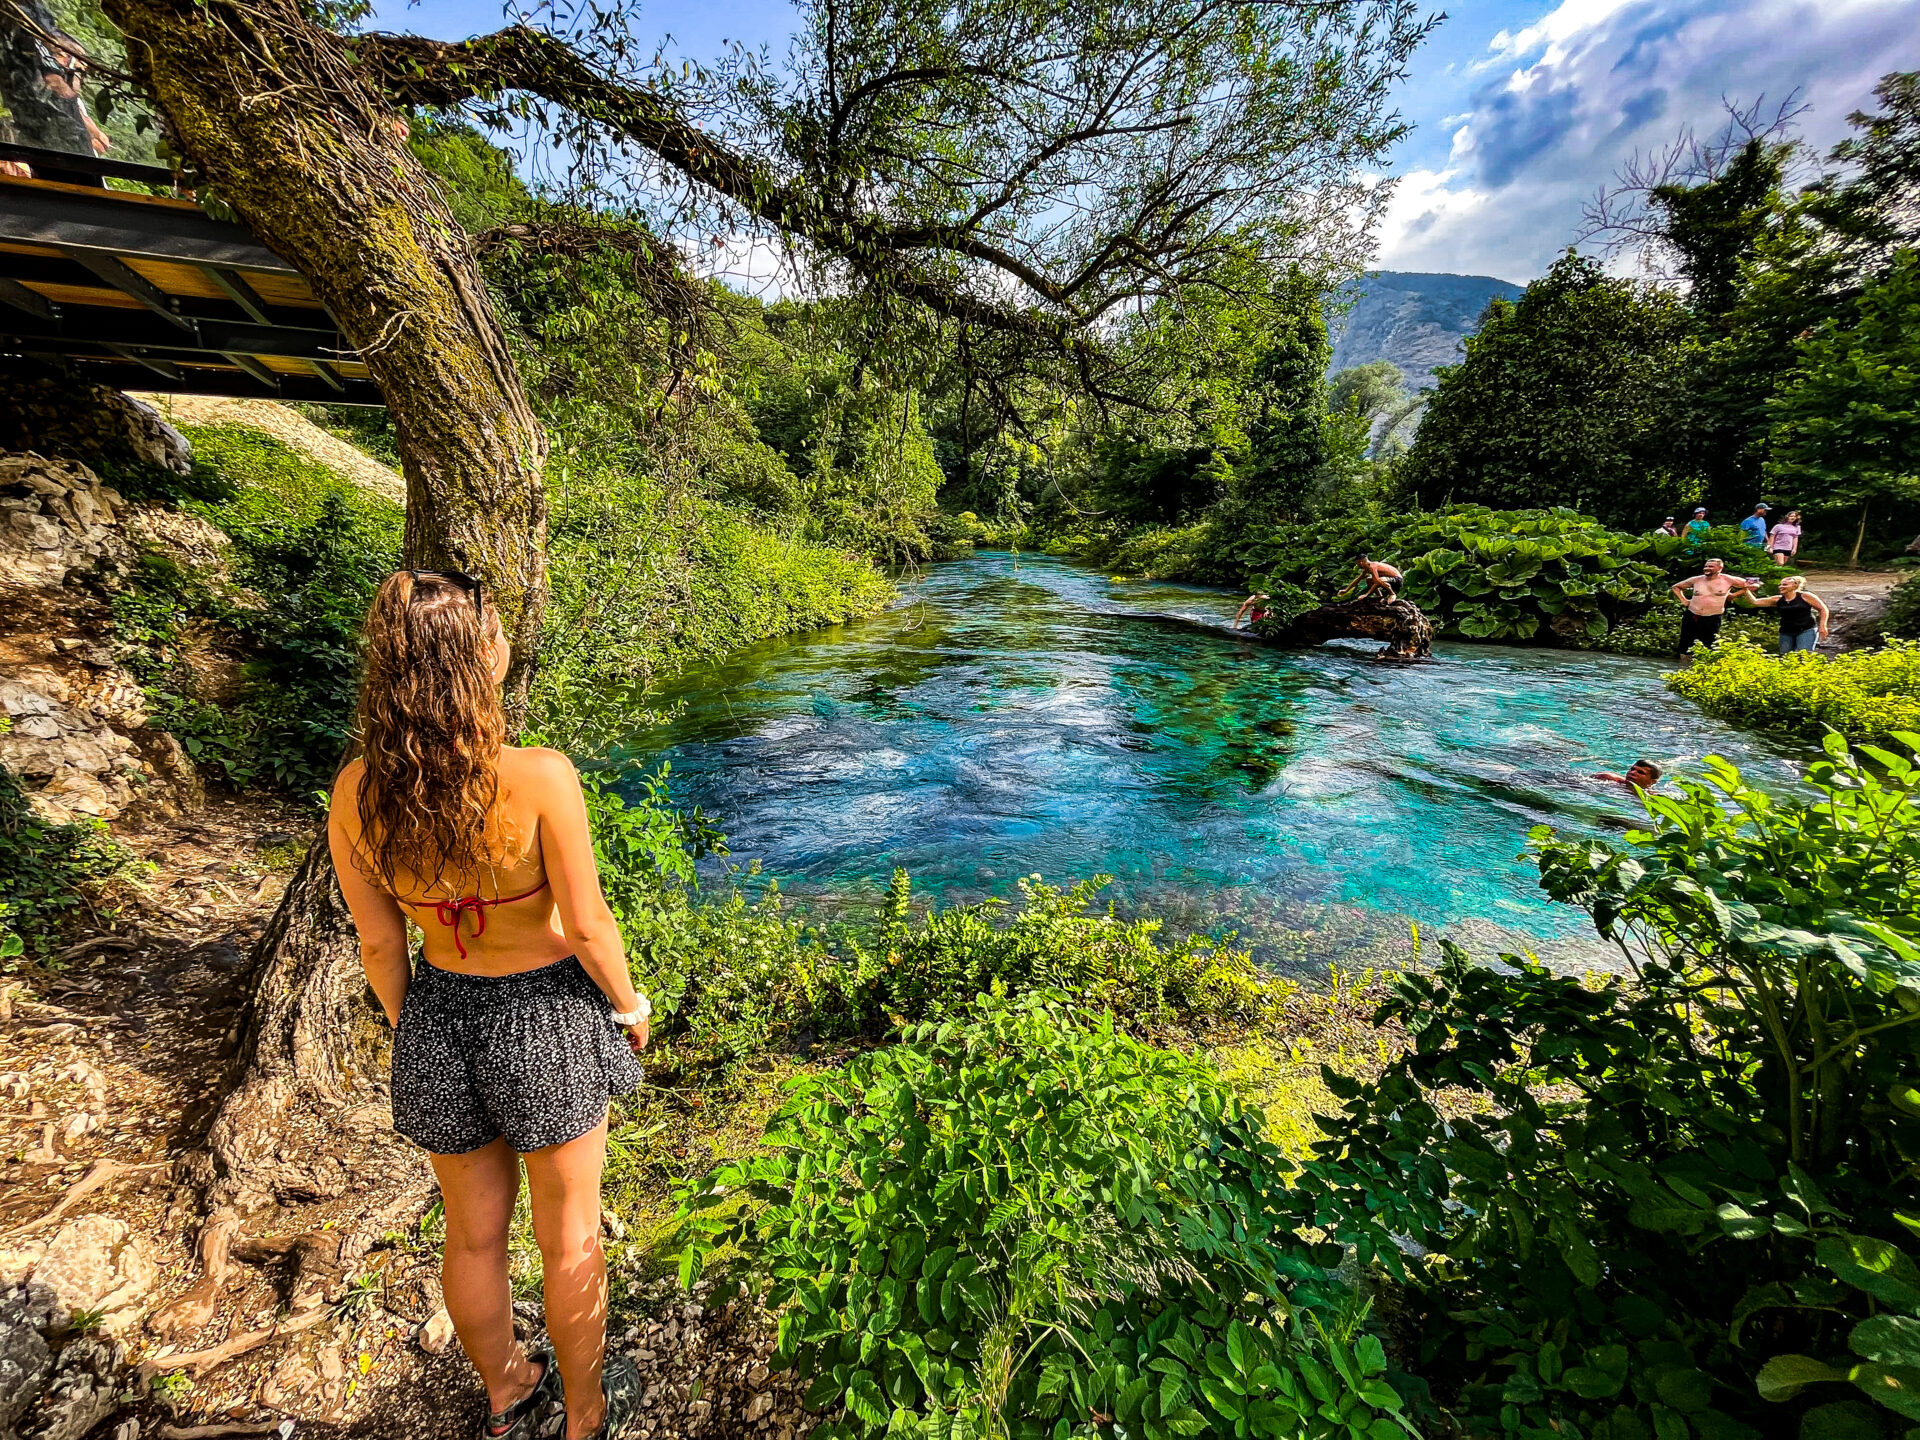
[1671,557,1757,654]
[1334,555,1402,602]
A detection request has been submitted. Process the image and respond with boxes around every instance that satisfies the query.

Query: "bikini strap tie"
[431,878,548,960]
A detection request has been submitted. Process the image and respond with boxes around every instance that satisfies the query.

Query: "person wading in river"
[1671,557,1758,655]
[1743,574,1831,654]
[1234,592,1272,629]
[328,570,648,1440]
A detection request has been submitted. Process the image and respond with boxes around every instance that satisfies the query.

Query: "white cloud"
[1485,0,1637,65]
[1395,0,1920,281]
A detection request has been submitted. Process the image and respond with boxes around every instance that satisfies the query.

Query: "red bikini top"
[431,878,549,959]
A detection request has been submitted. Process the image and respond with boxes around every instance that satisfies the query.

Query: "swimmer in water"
[1234,592,1271,629]
[1592,759,1661,791]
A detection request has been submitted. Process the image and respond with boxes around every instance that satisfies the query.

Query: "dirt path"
[1793,567,1908,647]
[129,395,406,509]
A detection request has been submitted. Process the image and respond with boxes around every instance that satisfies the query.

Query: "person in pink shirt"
[1766,510,1802,565]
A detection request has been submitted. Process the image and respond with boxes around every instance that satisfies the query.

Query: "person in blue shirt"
[1739,503,1771,548]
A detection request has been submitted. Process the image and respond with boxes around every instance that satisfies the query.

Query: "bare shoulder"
[329,758,367,821]
[500,745,580,793]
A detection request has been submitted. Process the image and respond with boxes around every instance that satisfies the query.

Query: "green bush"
[112,426,401,794]
[1664,638,1920,744]
[674,993,1416,1440]
[1879,574,1920,641]
[0,765,137,957]
[1286,737,1920,1439]
[1590,604,1776,657]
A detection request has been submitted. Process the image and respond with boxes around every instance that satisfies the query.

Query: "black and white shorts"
[391,955,645,1156]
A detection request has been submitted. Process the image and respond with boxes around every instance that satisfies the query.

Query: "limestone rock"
[27,1333,123,1440]
[31,1217,158,1338]
[0,368,191,477]
[0,1241,48,1289]
[417,1306,457,1356]
[0,455,133,590]
[0,1289,54,1432]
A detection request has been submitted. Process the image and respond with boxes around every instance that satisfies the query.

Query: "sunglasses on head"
[409,569,484,618]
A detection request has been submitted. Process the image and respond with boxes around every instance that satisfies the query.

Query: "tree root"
[3,1158,164,1239]
[139,1298,331,1379]
[148,1208,241,1339]
[160,1423,291,1439]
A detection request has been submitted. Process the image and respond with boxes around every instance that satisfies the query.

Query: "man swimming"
[1593,759,1662,790]
[1671,557,1757,654]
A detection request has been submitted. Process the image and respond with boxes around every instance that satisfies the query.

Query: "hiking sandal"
[579,1352,644,1439]
[480,1345,560,1440]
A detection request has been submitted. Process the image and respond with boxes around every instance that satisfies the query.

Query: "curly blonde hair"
[347,571,513,895]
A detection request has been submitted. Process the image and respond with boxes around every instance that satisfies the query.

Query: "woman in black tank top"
[1746,577,1830,654]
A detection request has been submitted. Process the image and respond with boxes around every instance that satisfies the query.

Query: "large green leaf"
[1757,1354,1848,1402]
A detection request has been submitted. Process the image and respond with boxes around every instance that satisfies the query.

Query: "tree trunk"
[175,839,364,1207]
[1850,501,1869,569]
[101,0,549,719]
[100,0,551,1201]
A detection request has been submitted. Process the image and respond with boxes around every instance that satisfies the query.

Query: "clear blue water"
[621,552,1804,971]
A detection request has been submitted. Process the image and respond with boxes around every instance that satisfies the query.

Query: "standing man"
[1685,508,1712,544]
[1672,557,1757,654]
[1740,504,1771,549]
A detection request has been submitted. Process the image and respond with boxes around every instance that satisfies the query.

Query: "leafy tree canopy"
[1396,253,1694,530]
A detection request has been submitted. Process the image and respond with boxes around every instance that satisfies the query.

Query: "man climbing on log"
[1333,555,1403,602]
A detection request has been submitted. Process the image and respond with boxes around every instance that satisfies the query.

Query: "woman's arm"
[1746,594,1779,607]
[531,750,649,1051]
[1812,594,1832,637]
[326,775,412,1026]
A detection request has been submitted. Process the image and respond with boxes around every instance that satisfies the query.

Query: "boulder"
[27,1334,123,1440]
[30,1217,158,1338]
[0,1289,54,1432]
[0,366,191,477]
[0,455,133,590]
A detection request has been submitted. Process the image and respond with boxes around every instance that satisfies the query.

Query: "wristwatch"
[609,994,651,1027]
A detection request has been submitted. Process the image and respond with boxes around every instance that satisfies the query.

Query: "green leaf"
[1757,1354,1848,1402]
[846,1370,889,1426]
[1798,1400,1890,1440]
[1855,1317,1920,1369]
[1819,1235,1920,1310]
[1853,1362,1920,1421]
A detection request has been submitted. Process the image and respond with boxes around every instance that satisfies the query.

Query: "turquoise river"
[625,552,1803,972]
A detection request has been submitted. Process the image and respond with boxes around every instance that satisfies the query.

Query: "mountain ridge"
[1328,270,1527,384]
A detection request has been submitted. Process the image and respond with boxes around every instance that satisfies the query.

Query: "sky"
[369,0,1920,286]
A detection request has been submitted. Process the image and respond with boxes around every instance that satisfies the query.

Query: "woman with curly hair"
[328,570,646,1440]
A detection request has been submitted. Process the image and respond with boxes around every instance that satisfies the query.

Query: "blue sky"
[370,0,1920,285]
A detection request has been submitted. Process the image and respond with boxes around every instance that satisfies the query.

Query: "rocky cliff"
[1328,271,1526,382]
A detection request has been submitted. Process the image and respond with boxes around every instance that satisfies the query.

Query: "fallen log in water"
[1108,590,1435,661]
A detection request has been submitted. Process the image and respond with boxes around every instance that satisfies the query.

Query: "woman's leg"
[524,1118,611,1438]
[430,1139,547,1419]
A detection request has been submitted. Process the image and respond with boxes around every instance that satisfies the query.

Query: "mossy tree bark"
[99,0,549,1204]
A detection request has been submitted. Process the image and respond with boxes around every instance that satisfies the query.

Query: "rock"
[0,368,191,477]
[0,1073,29,1100]
[0,1289,55,1432]
[32,1217,158,1337]
[0,1241,47,1289]
[59,1113,99,1142]
[29,1333,124,1440]
[417,1306,456,1356]
[745,1393,774,1422]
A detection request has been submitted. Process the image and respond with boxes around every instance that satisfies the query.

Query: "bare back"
[331,746,594,976]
